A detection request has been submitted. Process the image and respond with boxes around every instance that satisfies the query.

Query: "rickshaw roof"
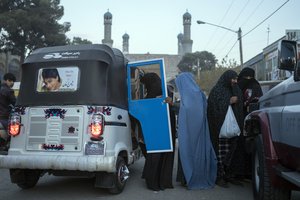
[24,44,116,64]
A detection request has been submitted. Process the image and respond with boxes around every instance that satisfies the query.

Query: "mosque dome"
[104,11,112,19]
[183,11,191,19]
[122,33,129,39]
[177,33,183,40]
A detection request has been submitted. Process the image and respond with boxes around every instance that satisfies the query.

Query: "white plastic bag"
[219,105,241,138]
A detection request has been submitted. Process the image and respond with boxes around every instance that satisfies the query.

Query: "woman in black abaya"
[238,67,263,117]
[140,72,176,191]
[207,70,244,187]
[236,67,263,179]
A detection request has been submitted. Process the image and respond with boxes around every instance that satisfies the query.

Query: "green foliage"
[0,0,68,63]
[196,66,241,95]
[217,56,239,68]
[177,51,217,74]
[70,37,92,45]
[195,67,227,95]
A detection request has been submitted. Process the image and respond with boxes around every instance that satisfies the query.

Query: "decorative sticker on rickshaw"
[68,126,76,134]
[87,106,112,116]
[13,106,26,115]
[42,144,64,151]
[44,108,67,119]
[36,67,79,92]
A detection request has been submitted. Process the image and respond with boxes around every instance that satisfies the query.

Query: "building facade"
[0,52,21,81]
[0,10,193,81]
[244,30,300,81]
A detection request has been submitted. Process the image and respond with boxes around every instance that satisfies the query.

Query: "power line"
[241,0,265,27]
[204,0,236,50]
[214,0,250,57]
[224,0,289,60]
[243,0,289,38]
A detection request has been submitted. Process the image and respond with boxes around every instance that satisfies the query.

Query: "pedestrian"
[207,70,244,187]
[140,72,162,99]
[0,73,16,149]
[237,67,263,179]
[167,72,217,190]
[237,67,263,117]
[140,72,176,191]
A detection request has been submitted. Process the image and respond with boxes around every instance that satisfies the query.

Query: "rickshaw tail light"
[9,114,21,136]
[89,113,104,139]
[91,123,103,137]
[9,123,21,136]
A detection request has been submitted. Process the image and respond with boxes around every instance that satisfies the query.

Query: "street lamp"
[197,20,243,68]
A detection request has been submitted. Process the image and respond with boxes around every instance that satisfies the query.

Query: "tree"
[196,67,228,95]
[177,51,217,74]
[217,56,239,68]
[70,37,92,45]
[0,0,68,64]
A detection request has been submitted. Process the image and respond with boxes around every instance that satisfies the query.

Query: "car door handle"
[263,102,271,107]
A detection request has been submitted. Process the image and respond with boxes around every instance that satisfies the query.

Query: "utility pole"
[197,58,200,80]
[267,25,270,45]
[238,28,243,68]
[5,51,9,73]
[197,20,244,68]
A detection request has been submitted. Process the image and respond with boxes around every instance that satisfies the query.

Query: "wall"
[0,52,21,80]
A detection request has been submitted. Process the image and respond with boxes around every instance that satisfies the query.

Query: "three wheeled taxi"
[0,44,173,194]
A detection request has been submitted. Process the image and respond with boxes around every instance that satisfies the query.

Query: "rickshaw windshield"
[36,67,79,92]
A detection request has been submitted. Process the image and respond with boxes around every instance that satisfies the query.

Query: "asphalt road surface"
[0,146,299,200]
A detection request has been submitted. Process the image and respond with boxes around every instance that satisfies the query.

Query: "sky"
[59,0,299,64]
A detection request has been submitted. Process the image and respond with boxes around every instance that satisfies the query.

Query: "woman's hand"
[230,96,238,104]
[164,97,173,105]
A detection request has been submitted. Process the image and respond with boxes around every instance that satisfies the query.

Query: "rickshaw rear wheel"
[10,169,40,189]
[108,156,129,194]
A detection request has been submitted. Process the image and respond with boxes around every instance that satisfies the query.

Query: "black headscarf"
[207,70,244,151]
[238,67,262,94]
[140,73,162,98]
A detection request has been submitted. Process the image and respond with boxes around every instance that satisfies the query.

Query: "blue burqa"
[175,72,217,190]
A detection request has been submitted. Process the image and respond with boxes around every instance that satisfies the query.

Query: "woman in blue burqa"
[175,72,217,190]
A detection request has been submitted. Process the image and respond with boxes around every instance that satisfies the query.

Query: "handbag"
[219,105,241,138]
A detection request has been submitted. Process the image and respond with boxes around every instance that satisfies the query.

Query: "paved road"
[0,148,299,200]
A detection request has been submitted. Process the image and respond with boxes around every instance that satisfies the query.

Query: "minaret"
[122,33,129,54]
[182,11,193,54]
[177,33,183,56]
[102,10,113,47]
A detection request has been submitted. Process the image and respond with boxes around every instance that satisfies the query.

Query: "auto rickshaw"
[0,44,173,194]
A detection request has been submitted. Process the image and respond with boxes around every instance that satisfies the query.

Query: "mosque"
[101,10,194,80]
[0,11,194,81]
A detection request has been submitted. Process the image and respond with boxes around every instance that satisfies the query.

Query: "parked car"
[244,40,300,200]
[259,80,282,95]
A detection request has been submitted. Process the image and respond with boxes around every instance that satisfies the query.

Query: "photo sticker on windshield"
[36,67,79,92]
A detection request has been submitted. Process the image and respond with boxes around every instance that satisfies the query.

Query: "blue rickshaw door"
[127,59,173,153]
